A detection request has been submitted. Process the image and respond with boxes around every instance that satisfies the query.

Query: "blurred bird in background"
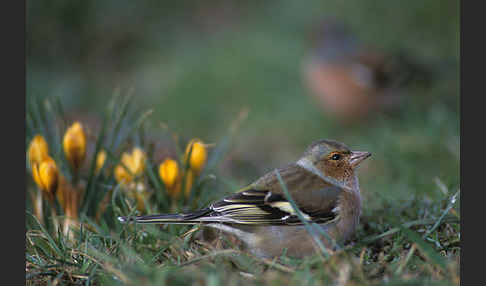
[119,139,371,258]
[302,18,432,123]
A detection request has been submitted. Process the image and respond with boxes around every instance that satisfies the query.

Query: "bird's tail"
[117,208,218,225]
[118,208,259,246]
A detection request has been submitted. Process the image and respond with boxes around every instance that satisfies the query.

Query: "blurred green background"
[26,0,459,210]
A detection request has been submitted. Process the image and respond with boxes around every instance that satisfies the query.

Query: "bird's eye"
[331,153,341,160]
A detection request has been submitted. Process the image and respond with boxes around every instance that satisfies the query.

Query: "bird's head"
[312,18,358,63]
[298,139,371,186]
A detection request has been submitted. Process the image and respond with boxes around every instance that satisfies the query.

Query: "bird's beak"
[349,151,371,168]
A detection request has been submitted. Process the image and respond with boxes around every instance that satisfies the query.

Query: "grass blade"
[399,226,447,270]
[423,190,459,238]
[27,211,63,257]
[275,170,331,258]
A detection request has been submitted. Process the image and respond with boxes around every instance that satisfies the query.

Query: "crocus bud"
[95,149,107,174]
[184,139,207,174]
[114,164,130,184]
[129,148,146,175]
[32,157,59,202]
[63,122,86,171]
[159,158,181,197]
[28,135,49,167]
[114,147,146,184]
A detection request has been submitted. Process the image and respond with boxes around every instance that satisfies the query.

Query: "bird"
[118,139,371,258]
[302,18,430,123]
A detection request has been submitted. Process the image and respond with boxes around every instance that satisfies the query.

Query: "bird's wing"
[118,187,340,225]
[203,163,344,225]
[207,186,340,225]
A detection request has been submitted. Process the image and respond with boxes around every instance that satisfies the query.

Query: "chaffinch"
[119,139,371,258]
[302,19,427,123]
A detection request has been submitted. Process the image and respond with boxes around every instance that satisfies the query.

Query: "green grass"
[26,92,459,285]
[26,1,459,284]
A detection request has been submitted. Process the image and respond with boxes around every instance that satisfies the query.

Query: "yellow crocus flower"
[28,135,49,167]
[114,147,146,184]
[31,157,59,202]
[159,158,182,198]
[63,122,86,171]
[184,139,207,174]
[95,149,107,174]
